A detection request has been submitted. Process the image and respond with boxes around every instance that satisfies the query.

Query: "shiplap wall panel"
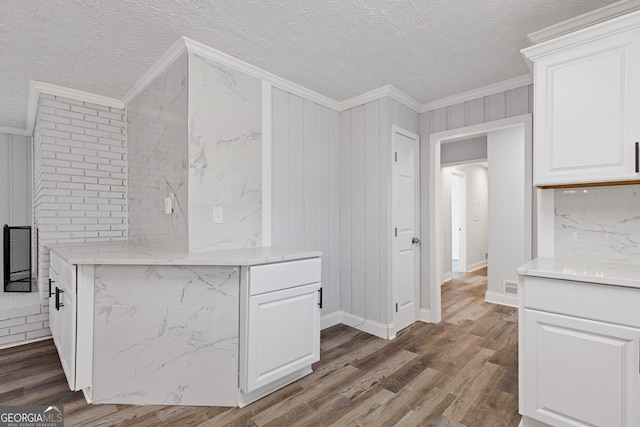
[350,106,366,317]
[272,89,290,247]
[364,101,380,321]
[288,95,305,249]
[339,111,352,312]
[328,110,341,313]
[486,92,506,122]
[271,88,341,316]
[507,86,530,117]
[303,100,318,249]
[316,106,330,313]
[467,98,485,126]
[378,99,391,324]
[447,103,466,130]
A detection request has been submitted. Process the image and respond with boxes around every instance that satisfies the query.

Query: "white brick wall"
[0,299,50,348]
[33,93,127,310]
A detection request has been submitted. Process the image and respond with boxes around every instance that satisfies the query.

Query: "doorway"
[427,115,533,323]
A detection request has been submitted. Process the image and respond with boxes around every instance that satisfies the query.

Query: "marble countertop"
[518,257,640,289]
[47,241,321,266]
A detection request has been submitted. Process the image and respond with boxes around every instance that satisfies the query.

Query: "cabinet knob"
[49,278,55,298]
[636,142,639,173]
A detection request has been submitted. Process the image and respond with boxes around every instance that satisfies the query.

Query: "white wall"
[441,164,488,279]
[419,84,533,311]
[441,136,487,165]
[271,88,341,316]
[34,94,127,299]
[487,126,526,298]
[0,133,32,283]
[340,97,418,327]
[187,52,262,251]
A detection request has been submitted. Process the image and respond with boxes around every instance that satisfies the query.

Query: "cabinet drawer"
[522,276,640,328]
[50,250,76,294]
[249,258,321,295]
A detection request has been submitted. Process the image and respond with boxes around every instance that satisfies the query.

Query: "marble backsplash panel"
[188,52,262,252]
[127,52,189,251]
[555,185,640,263]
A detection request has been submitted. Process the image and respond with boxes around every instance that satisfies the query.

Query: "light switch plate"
[212,206,224,223]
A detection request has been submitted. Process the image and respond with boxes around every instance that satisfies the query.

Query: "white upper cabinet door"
[525,16,640,186]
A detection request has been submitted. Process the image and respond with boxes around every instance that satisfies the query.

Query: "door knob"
[412,237,421,245]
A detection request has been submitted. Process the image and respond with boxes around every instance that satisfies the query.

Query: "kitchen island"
[47,242,321,407]
[518,258,640,427]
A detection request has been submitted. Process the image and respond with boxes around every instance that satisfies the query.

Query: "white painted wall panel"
[272,89,290,247]
[0,133,32,283]
[350,106,365,318]
[364,102,379,321]
[339,111,352,313]
[289,95,305,249]
[271,89,341,316]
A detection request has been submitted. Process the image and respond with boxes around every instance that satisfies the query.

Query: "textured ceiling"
[0,0,619,129]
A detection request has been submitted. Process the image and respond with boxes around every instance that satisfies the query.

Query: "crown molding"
[522,9,640,64]
[121,37,187,106]
[526,0,640,45]
[183,37,341,111]
[339,85,421,112]
[419,74,532,113]
[26,80,124,133]
[0,126,31,137]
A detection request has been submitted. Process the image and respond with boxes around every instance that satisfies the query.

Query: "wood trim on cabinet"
[537,179,640,189]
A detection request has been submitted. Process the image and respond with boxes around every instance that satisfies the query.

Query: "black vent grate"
[3,225,32,292]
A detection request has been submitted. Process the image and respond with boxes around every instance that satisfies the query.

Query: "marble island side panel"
[91,264,240,406]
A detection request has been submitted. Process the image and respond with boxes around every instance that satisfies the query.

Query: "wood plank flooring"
[0,268,521,426]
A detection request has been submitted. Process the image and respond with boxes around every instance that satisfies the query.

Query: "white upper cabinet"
[523,12,640,186]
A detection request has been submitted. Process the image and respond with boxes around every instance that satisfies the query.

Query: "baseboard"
[485,291,518,308]
[320,311,343,330]
[519,416,550,427]
[467,261,488,272]
[442,272,452,284]
[419,308,433,323]
[336,311,393,340]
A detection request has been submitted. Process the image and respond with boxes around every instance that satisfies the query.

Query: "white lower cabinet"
[48,251,93,392]
[520,276,640,427]
[240,258,321,396]
[523,309,640,427]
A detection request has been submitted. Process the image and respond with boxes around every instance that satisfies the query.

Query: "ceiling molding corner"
[420,74,533,113]
[121,37,188,106]
[338,85,421,112]
[0,126,31,137]
[526,0,640,45]
[183,37,340,111]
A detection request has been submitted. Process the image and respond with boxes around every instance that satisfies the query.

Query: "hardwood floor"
[0,268,520,426]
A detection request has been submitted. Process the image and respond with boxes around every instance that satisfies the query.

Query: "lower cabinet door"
[523,309,640,427]
[49,270,78,391]
[244,282,320,393]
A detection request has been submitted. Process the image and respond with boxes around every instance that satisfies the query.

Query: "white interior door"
[392,126,420,334]
[451,170,465,273]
